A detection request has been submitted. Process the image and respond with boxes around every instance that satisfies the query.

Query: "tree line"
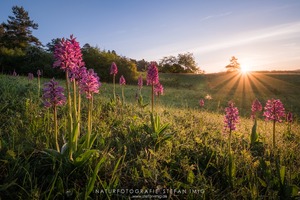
[0,6,203,81]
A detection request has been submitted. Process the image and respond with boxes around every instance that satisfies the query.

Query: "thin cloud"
[200,12,232,21]
[131,21,300,65]
[191,21,300,54]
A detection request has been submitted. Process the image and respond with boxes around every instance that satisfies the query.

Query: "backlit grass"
[0,73,300,199]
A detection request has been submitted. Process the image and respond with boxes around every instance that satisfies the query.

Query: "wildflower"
[110,62,118,75]
[205,94,212,100]
[119,75,126,85]
[251,98,262,119]
[286,112,293,123]
[138,75,143,89]
[154,82,164,96]
[224,101,239,185]
[70,66,87,83]
[80,69,100,99]
[80,69,101,148]
[37,70,42,98]
[136,75,144,104]
[110,62,118,100]
[43,78,66,152]
[224,101,239,131]
[199,99,204,107]
[13,70,17,76]
[147,62,160,113]
[263,99,285,123]
[250,99,262,145]
[147,62,159,85]
[263,99,285,149]
[43,78,66,108]
[119,75,126,104]
[28,73,34,81]
[37,69,42,77]
[53,35,85,72]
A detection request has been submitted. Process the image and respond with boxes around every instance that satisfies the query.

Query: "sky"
[1,0,300,73]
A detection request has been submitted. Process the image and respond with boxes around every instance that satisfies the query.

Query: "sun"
[240,65,250,74]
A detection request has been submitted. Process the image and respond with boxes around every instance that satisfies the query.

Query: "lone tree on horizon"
[225,56,240,72]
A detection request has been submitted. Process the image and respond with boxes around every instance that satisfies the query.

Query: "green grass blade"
[85,156,106,199]
[74,150,98,167]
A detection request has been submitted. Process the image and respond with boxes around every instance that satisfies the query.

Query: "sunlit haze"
[1,0,300,73]
[241,65,250,74]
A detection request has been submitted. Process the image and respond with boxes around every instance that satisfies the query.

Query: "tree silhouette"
[1,6,41,49]
[159,52,201,73]
[0,6,42,74]
[226,56,241,72]
[81,43,138,83]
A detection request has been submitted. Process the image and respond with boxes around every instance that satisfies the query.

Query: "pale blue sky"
[1,0,300,73]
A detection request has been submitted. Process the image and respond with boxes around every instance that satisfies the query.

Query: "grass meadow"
[0,71,300,199]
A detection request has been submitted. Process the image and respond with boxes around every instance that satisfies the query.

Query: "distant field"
[3,71,298,118]
[91,71,300,118]
[155,72,300,117]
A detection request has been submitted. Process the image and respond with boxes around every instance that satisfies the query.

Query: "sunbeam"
[203,71,300,116]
